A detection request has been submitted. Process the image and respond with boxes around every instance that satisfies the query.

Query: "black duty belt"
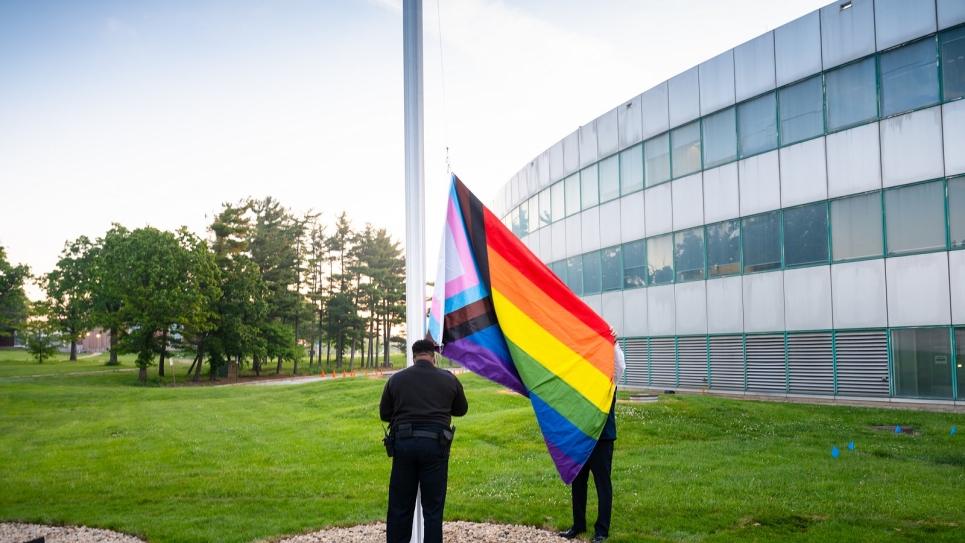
[400,430,440,440]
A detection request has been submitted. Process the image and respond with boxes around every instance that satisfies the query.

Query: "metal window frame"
[882,178,950,258]
[705,218,743,279]
[673,226,707,283]
[782,200,832,268]
[888,325,957,401]
[877,34,943,120]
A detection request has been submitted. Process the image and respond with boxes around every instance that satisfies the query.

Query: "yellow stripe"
[492,289,612,413]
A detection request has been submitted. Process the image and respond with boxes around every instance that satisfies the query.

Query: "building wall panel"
[620,191,647,242]
[551,221,567,262]
[743,271,785,333]
[579,121,598,169]
[775,10,823,87]
[675,281,708,335]
[642,82,670,139]
[938,0,965,29]
[874,0,937,51]
[707,276,744,334]
[623,288,649,337]
[602,291,625,337]
[539,226,553,262]
[564,214,583,258]
[886,252,952,327]
[549,140,565,183]
[821,0,877,69]
[581,207,601,253]
[779,137,828,208]
[668,67,701,129]
[949,250,965,325]
[599,200,622,249]
[648,284,677,337]
[943,100,965,177]
[880,106,945,188]
[699,50,736,116]
[563,130,581,177]
[597,108,620,159]
[738,150,782,216]
[831,259,889,328]
[826,122,882,198]
[619,94,644,151]
[645,183,674,236]
[784,265,833,331]
[703,163,741,223]
[671,173,704,230]
[734,32,776,102]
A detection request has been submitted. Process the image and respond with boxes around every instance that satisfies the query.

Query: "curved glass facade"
[495,0,965,404]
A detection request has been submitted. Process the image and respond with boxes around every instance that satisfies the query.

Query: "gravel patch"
[0,522,145,543]
[275,521,563,543]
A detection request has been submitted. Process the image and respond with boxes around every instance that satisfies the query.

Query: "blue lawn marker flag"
[952,426,957,436]
[848,440,855,451]
[895,425,901,434]
[831,446,840,459]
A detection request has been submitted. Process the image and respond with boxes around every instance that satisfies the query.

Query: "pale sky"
[0,0,829,299]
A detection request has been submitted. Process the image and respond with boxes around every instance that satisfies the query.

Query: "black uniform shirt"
[380,360,468,430]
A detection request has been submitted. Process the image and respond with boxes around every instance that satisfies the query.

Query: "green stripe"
[506,338,607,438]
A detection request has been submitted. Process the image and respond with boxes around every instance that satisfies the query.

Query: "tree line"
[0,198,407,381]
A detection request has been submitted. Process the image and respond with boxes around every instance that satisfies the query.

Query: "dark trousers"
[571,439,614,538]
[386,435,449,543]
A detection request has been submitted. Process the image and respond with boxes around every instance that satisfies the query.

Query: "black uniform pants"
[386,435,449,543]
[570,439,614,537]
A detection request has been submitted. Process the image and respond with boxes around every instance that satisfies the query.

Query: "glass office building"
[494,0,965,404]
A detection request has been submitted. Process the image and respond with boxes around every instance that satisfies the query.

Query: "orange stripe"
[484,208,613,343]
[488,248,614,380]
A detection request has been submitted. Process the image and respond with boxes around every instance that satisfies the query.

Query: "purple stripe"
[443,337,528,397]
[545,436,583,485]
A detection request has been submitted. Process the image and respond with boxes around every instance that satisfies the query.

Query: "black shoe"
[558,527,585,539]
[591,536,607,543]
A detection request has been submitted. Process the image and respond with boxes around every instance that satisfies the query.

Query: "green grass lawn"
[1,368,964,542]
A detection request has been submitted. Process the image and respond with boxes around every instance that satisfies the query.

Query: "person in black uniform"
[380,339,468,543]
[560,343,624,543]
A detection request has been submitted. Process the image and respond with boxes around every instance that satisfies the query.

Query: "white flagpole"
[403,0,426,541]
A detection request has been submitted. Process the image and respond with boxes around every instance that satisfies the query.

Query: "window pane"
[647,234,674,285]
[674,227,705,282]
[511,206,520,237]
[550,260,567,283]
[528,196,539,232]
[579,167,597,210]
[519,202,529,236]
[879,37,940,118]
[599,155,620,203]
[831,192,883,261]
[551,181,565,223]
[623,240,647,289]
[602,246,622,291]
[644,133,670,187]
[885,181,946,255]
[779,75,824,146]
[671,121,701,178]
[565,174,581,217]
[783,203,828,267]
[702,107,737,168]
[742,212,781,273]
[706,220,741,277]
[957,328,965,400]
[893,328,953,400]
[942,26,965,101]
[583,251,602,295]
[538,188,552,228]
[566,255,583,296]
[949,177,965,249]
[620,144,644,195]
[738,92,778,158]
[826,57,878,131]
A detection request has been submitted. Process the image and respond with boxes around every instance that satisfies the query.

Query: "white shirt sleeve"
[613,343,626,385]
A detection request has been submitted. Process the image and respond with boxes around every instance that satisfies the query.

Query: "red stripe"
[483,208,614,344]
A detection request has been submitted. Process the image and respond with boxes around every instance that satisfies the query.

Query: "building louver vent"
[835,331,890,397]
[709,336,744,390]
[746,334,786,393]
[649,337,677,387]
[623,338,649,387]
[677,336,708,388]
[787,333,834,395]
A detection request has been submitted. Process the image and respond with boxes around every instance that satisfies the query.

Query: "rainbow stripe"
[429,176,616,484]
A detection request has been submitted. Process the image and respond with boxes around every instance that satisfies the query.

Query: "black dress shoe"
[591,536,607,543]
[557,527,585,539]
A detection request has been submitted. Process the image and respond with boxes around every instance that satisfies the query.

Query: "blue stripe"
[445,284,488,313]
[464,324,513,365]
[529,392,597,467]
